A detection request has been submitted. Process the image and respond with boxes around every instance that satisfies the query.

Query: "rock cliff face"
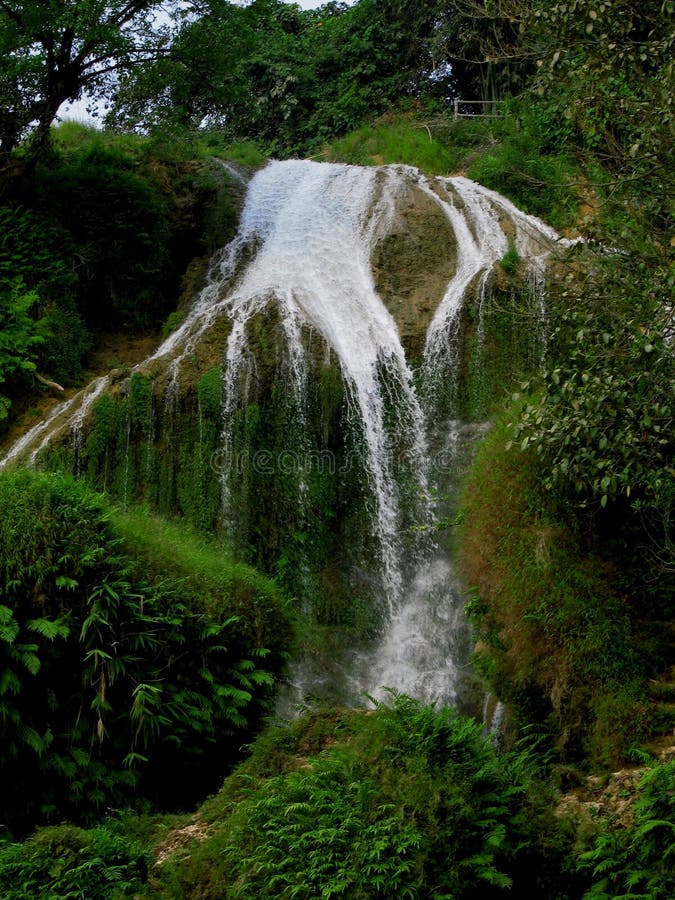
[0,159,573,709]
[370,171,457,361]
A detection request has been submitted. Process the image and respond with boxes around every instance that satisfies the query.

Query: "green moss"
[161,309,184,339]
[430,276,548,423]
[128,373,153,432]
[457,408,654,766]
[197,366,223,419]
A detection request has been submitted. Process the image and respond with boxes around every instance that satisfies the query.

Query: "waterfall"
[214,160,431,607]
[0,375,109,472]
[0,160,575,713]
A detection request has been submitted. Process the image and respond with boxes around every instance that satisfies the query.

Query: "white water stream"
[0,160,574,714]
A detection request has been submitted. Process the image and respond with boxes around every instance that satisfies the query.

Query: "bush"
[1,124,245,423]
[155,695,543,899]
[0,470,290,836]
[466,124,579,230]
[0,818,149,899]
[580,760,675,899]
[0,699,589,899]
[0,205,87,410]
[0,281,49,420]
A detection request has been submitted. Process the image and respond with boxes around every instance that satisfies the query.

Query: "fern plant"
[177,693,534,899]
[580,760,675,900]
[0,818,149,899]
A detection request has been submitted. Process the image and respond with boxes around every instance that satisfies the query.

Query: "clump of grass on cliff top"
[456,407,653,767]
[325,117,459,174]
[325,107,583,232]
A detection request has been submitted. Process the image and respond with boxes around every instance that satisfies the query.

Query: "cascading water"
[215,161,431,608]
[0,159,575,715]
[0,375,109,472]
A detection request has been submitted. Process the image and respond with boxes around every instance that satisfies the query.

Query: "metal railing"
[453,99,505,119]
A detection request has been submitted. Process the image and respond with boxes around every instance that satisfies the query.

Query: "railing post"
[454,97,459,120]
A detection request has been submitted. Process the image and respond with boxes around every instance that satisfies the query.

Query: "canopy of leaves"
[448,0,673,227]
[508,254,674,573]
[108,0,464,154]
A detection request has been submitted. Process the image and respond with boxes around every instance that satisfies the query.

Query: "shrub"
[155,695,540,899]
[0,205,87,406]
[467,134,578,231]
[0,818,149,899]
[580,760,675,900]
[0,470,290,836]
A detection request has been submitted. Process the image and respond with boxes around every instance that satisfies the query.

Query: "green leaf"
[27,617,70,640]
[55,575,78,591]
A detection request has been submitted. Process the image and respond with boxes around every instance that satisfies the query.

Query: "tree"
[0,0,170,180]
[444,0,673,184]
[107,0,260,133]
[108,0,465,153]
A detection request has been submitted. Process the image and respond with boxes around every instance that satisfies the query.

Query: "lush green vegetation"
[0,123,248,428]
[108,0,460,157]
[152,696,559,899]
[458,412,665,767]
[0,470,291,837]
[0,0,673,896]
[0,817,150,900]
[0,697,575,898]
[450,0,674,764]
[0,1,168,169]
[2,697,672,899]
[580,760,675,900]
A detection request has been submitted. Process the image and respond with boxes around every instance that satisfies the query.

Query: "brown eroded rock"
[370,174,457,361]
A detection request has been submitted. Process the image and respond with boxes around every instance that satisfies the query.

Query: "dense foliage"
[0,277,49,420]
[0,701,673,898]
[0,818,150,899]
[509,267,673,581]
[218,698,522,899]
[149,696,571,899]
[458,413,662,766]
[580,760,675,900]
[108,0,466,155]
[0,123,243,425]
[0,0,672,896]
[449,0,674,770]
[0,469,290,836]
